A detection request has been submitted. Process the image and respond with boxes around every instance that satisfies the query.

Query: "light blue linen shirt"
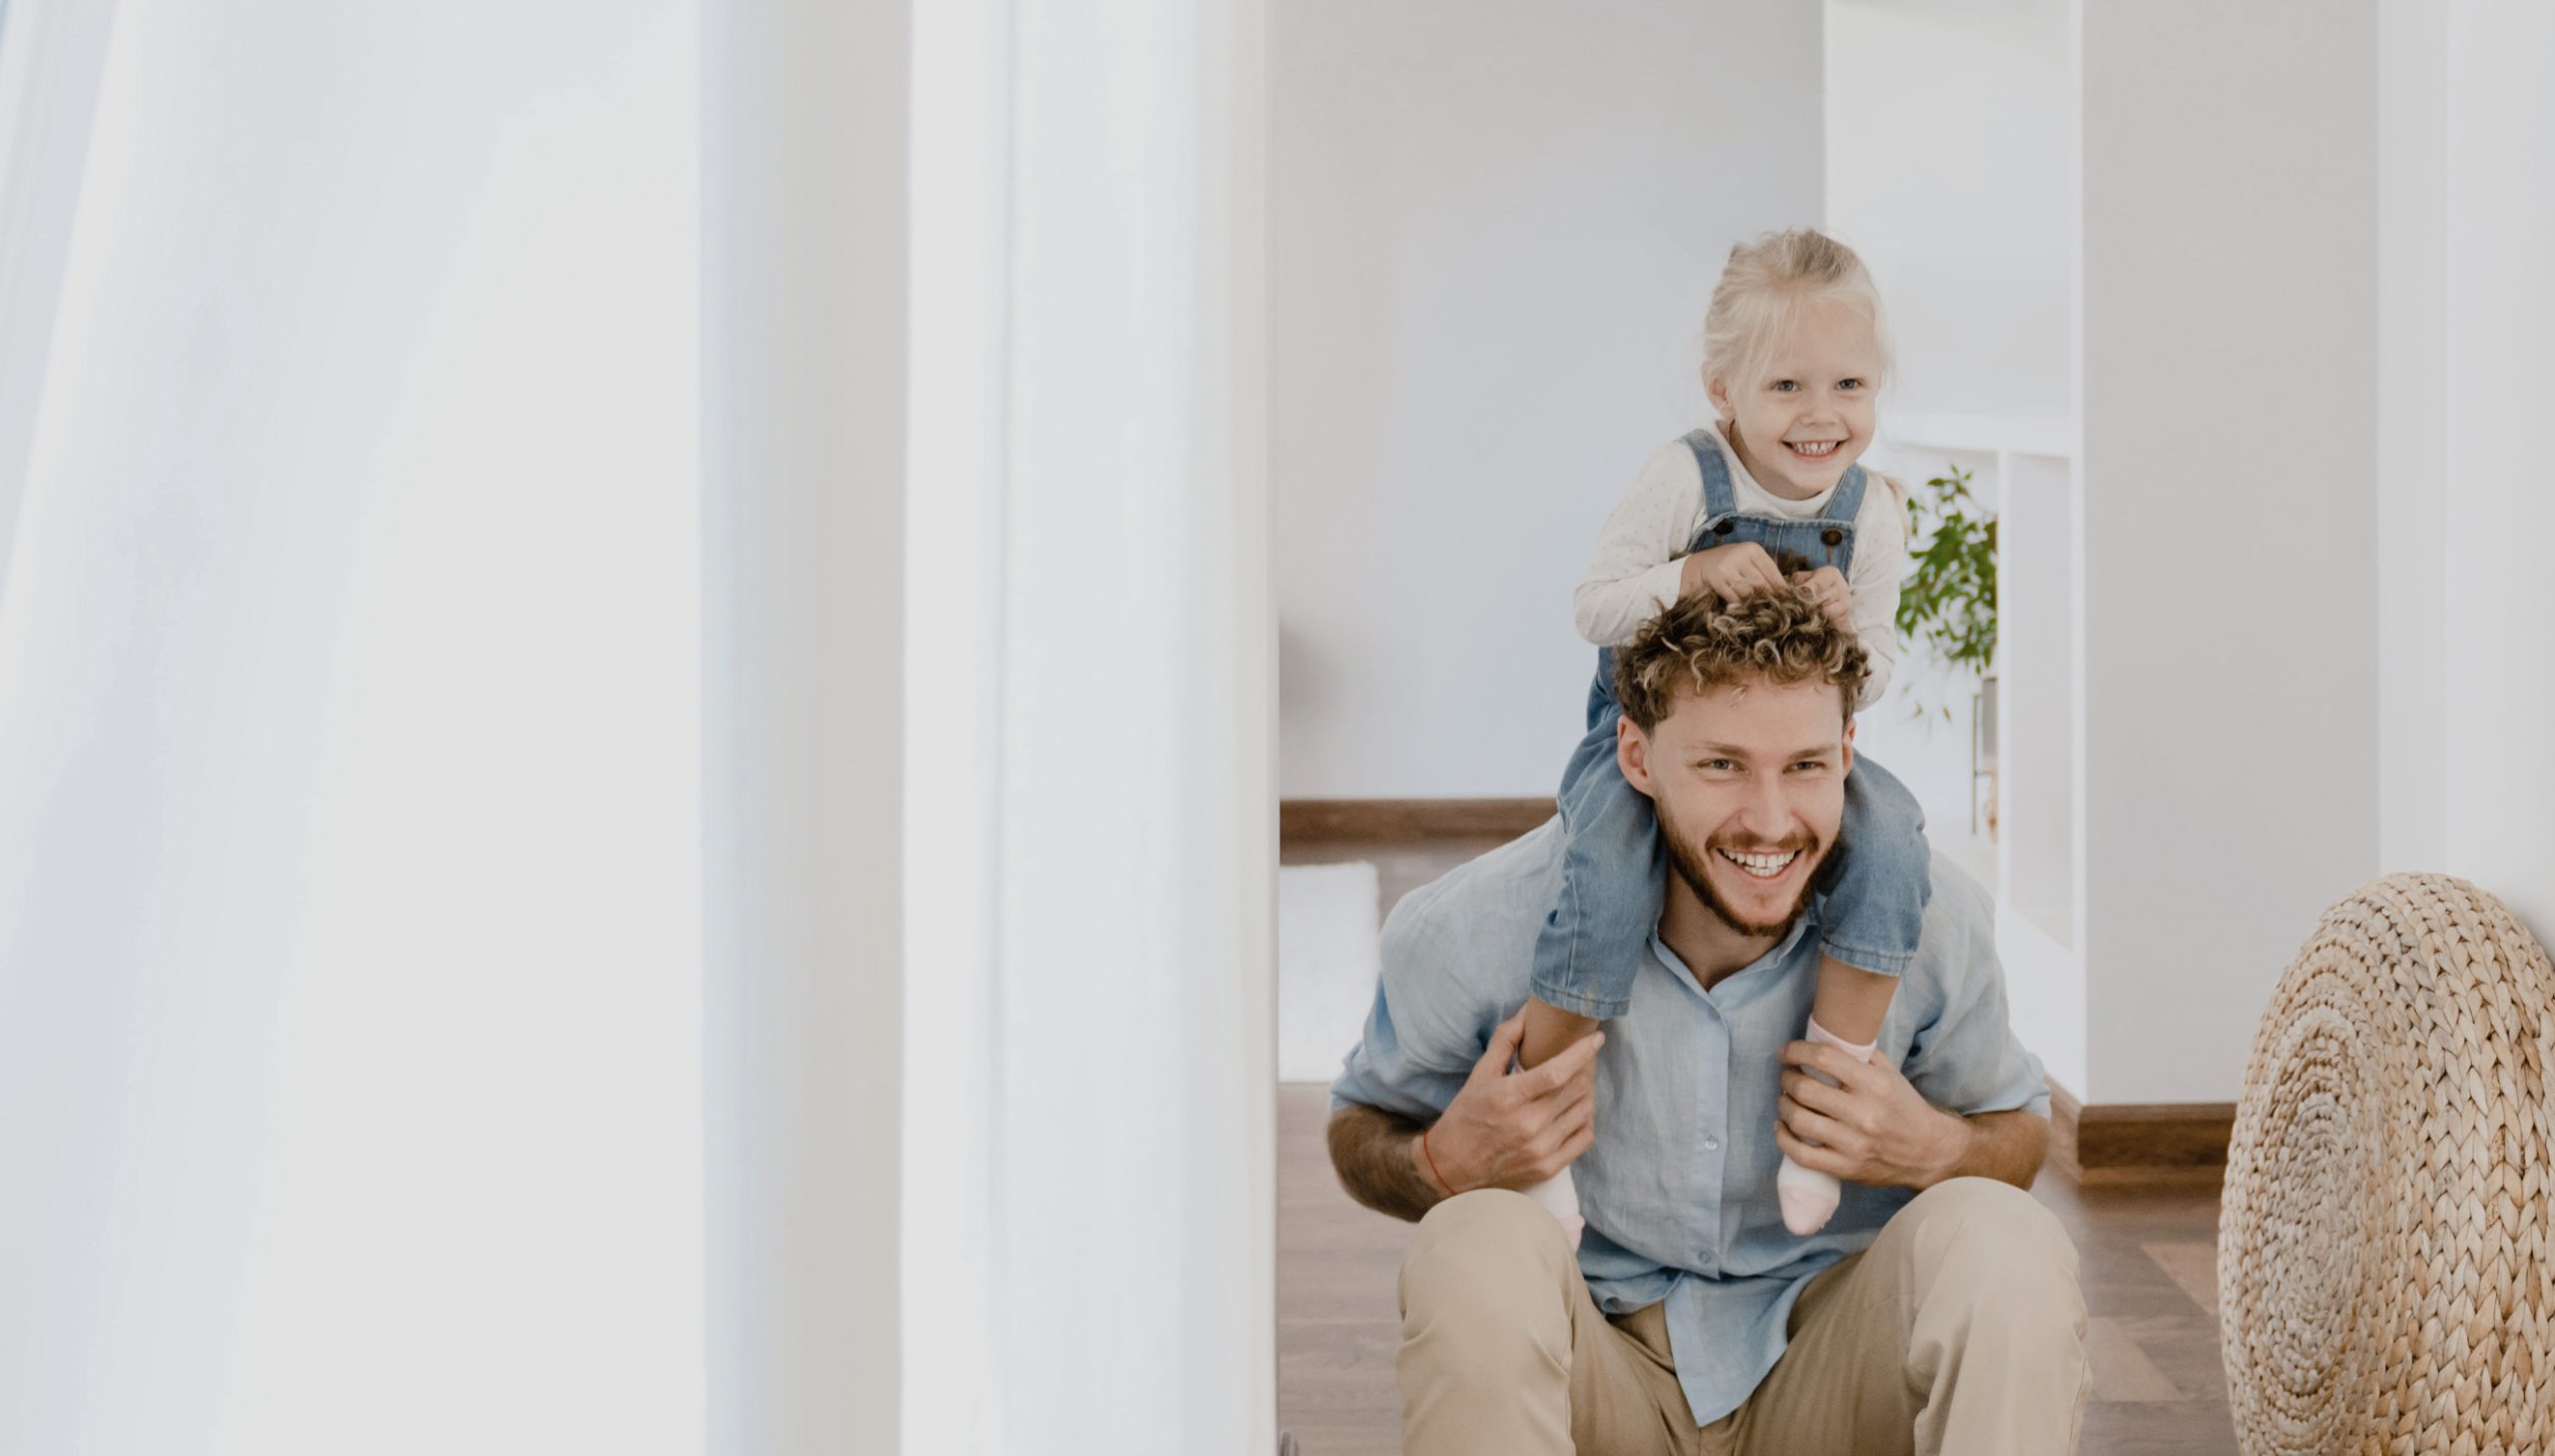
[1328,821,2050,1427]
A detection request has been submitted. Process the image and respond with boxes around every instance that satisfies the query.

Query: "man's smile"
[1715,845,1803,881]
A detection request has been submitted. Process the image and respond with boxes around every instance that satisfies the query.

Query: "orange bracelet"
[1419,1126,1455,1196]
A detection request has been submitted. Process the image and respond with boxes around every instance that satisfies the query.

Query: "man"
[1326,584,2089,1455]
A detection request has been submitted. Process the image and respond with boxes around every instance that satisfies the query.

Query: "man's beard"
[1659,810,1823,939]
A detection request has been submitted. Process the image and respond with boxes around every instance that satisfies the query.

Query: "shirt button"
[1705,1137,1721,1152]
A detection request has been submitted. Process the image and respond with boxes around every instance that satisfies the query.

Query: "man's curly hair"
[1612,577,1869,730]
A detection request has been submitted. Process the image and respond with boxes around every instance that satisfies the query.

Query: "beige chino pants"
[1396,1178,2090,1456]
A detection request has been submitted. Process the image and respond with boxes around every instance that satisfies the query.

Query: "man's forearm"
[1928,1108,2049,1192]
[1326,1103,1448,1222]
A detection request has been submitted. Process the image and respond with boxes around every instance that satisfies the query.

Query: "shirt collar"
[1645,908,1819,1002]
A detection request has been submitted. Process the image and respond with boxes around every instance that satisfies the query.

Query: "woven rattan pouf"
[2221,873,2555,1456]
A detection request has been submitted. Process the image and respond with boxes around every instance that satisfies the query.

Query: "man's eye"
[1702,759,1738,772]
[1791,759,1829,772]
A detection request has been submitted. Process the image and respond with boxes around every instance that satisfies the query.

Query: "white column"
[2079,0,2382,1104]
[701,0,905,1452]
[2439,1,2555,936]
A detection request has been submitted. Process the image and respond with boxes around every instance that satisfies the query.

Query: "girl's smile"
[1708,292,1880,500]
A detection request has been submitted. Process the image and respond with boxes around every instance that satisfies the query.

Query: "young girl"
[1521,230,1929,1241]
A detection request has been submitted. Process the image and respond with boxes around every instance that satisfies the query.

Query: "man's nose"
[1737,773,1791,840]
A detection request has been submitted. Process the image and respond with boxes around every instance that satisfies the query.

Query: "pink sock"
[1804,1015,1877,1073]
[1777,1018,1877,1235]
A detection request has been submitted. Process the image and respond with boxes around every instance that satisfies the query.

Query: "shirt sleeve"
[1573,442,1708,648]
[1327,893,1501,1122]
[1845,473,1911,709]
[1896,861,2052,1121]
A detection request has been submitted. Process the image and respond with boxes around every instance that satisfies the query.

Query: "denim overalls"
[1530,427,1931,1020]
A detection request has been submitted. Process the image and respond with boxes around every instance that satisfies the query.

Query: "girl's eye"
[1772,379,1798,393]
[1837,378,1864,392]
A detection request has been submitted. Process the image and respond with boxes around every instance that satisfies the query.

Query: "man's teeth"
[1788,440,1839,456]
[1717,847,1799,878]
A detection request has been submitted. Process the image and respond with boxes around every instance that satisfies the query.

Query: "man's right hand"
[1419,1009,1603,1196]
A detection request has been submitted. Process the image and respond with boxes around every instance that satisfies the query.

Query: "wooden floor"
[1279,835,2235,1456]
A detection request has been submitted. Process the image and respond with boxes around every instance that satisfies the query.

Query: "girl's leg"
[1517,684,1667,1247]
[1530,705,1664,1027]
[1776,755,1931,1235]
[1520,998,1602,1073]
[1809,956,1897,1046]
[1517,998,1599,1245]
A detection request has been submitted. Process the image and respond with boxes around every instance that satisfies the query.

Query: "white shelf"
[1885,412,2077,461]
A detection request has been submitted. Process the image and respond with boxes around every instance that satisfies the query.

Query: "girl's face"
[1707,293,1880,500]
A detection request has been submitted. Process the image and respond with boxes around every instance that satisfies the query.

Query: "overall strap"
[1681,427,1739,520]
[1823,463,1869,525]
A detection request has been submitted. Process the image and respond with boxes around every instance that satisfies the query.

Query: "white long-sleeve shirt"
[1574,424,1909,709]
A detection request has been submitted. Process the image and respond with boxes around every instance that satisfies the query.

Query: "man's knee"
[1400,1190,1572,1327]
[1407,1189,1571,1278]
[1897,1178,2081,1323]
[1397,1192,1583,1449]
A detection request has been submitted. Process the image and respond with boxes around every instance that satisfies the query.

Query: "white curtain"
[0,4,706,1451]
[904,0,1276,1452]
[0,0,1273,1450]
[0,0,119,596]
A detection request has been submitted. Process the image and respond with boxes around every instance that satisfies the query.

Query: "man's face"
[1618,675,1853,938]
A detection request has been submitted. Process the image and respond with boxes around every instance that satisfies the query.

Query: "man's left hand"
[1773,1040,1970,1192]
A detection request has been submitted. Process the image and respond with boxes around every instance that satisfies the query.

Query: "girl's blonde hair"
[1701,230,1891,416]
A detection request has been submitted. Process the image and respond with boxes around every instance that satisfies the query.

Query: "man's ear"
[1840,715,1856,776]
[1617,716,1658,798]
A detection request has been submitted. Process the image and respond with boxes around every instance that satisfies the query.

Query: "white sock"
[1512,1054,1585,1251]
[1520,1168,1584,1251]
[1777,1016,1878,1235]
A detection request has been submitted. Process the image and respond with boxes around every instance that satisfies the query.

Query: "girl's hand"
[1791,566,1853,630]
[1680,542,1788,603]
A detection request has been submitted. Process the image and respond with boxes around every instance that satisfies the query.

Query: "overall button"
[1821,527,1843,547]
[1714,519,1735,537]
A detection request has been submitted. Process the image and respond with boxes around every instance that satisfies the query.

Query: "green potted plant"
[1893,464,1999,831]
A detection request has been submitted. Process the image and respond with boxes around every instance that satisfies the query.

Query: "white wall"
[1824,0,2074,419]
[2437,2,2555,939]
[0,3,704,1450]
[2375,0,2446,876]
[1273,1,1825,798]
[2080,0,2380,1105]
